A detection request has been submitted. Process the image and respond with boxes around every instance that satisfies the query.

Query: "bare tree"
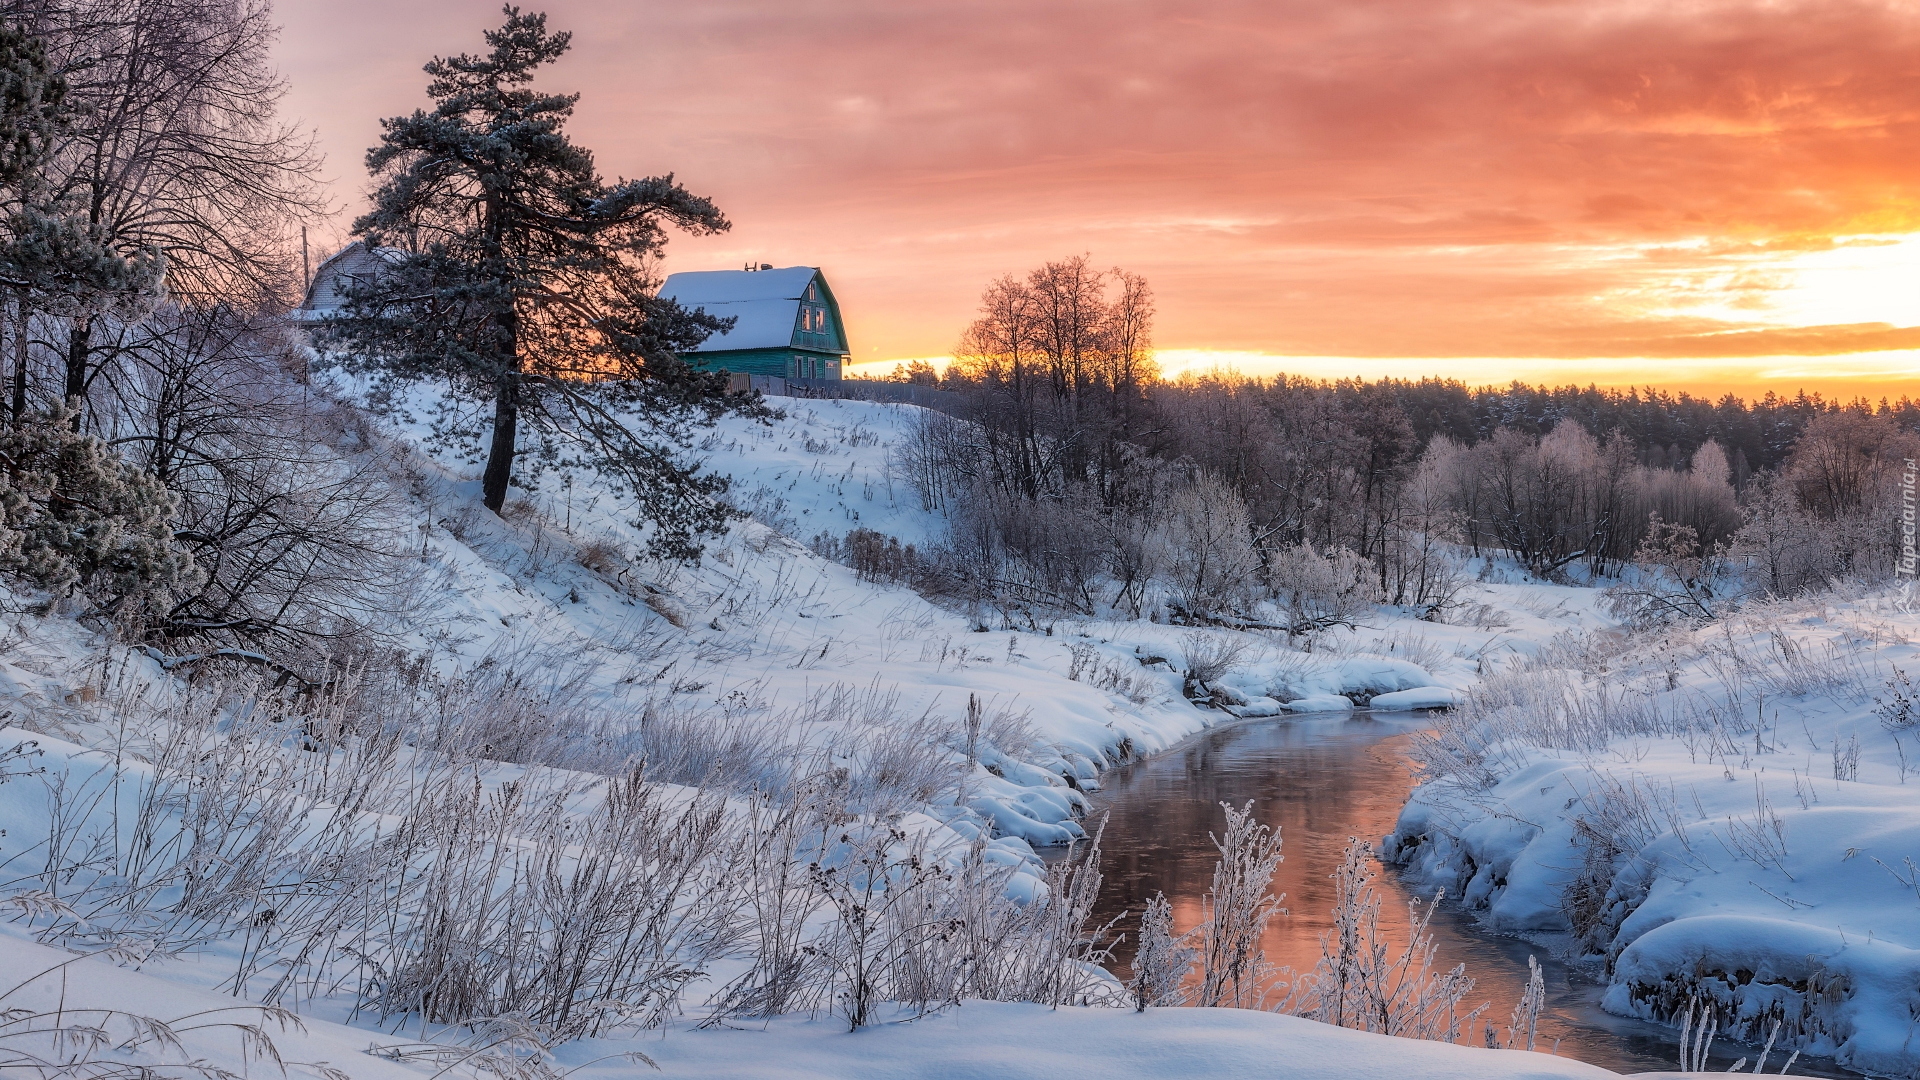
[101,304,412,663]
[6,0,325,417]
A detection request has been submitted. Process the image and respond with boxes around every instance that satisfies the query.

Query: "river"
[1073,711,1861,1077]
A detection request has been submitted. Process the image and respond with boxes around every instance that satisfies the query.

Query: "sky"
[275,0,1920,399]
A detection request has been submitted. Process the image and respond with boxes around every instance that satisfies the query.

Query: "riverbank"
[1387,587,1920,1078]
[0,930,1626,1080]
[1079,708,1868,1077]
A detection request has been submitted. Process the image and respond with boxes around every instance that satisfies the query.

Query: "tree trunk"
[8,294,24,423]
[481,371,519,513]
[64,318,89,420]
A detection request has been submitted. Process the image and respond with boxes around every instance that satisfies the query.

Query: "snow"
[1387,588,1920,1076]
[0,931,1624,1080]
[0,380,1866,1079]
[680,299,805,352]
[658,267,819,352]
[1283,694,1355,713]
[1368,686,1462,711]
[625,1000,1627,1080]
[659,266,820,304]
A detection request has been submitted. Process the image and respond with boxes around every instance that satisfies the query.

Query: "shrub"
[1878,667,1917,731]
[1267,543,1378,636]
[1180,631,1250,700]
[1603,517,1728,627]
[0,405,199,615]
[1192,801,1283,1008]
[1277,837,1487,1043]
[1128,892,1195,1010]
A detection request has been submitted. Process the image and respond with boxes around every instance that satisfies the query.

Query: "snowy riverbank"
[1388,589,1920,1076]
[0,392,1862,1078]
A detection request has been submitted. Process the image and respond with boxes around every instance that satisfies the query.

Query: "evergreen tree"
[0,402,200,614]
[0,21,62,189]
[326,7,747,558]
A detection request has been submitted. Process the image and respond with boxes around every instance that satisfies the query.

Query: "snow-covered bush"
[1277,837,1485,1043]
[0,405,200,617]
[1180,630,1249,700]
[1191,801,1283,1008]
[1266,542,1379,637]
[809,821,1118,1029]
[1127,892,1195,1010]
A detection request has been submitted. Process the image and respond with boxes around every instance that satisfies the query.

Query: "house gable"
[299,241,403,315]
[657,265,850,381]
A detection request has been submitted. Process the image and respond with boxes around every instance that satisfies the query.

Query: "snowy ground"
[1388,588,1920,1077]
[0,388,1871,1077]
[0,931,1626,1080]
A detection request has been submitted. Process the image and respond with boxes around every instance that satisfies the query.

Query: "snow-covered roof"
[659,266,818,305]
[300,241,405,314]
[658,266,839,354]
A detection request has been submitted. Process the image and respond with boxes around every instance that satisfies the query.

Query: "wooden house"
[296,241,403,318]
[657,265,849,381]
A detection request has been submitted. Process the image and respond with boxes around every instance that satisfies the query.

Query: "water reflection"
[1073,713,1861,1077]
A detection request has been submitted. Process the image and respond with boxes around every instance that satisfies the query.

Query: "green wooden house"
[657,265,849,381]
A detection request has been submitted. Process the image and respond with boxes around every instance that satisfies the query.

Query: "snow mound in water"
[1368,686,1461,711]
[1332,657,1436,696]
[1607,915,1920,1076]
[1283,694,1355,713]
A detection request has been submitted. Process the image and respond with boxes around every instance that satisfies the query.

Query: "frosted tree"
[0,0,319,418]
[0,18,166,421]
[1266,542,1379,638]
[1161,471,1260,620]
[327,7,752,557]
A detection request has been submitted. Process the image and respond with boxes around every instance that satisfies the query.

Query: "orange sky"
[276,0,1920,399]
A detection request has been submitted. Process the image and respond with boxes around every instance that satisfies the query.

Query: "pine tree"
[0,22,63,191]
[326,6,747,558]
[0,403,200,614]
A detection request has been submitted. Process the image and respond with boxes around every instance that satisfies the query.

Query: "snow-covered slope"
[1388,589,1920,1076]
[0,388,1664,1079]
[0,930,1624,1080]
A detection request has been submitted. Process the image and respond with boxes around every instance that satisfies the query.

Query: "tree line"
[860,264,1920,630]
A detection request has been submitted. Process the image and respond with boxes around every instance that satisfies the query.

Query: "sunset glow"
[276,0,1920,398]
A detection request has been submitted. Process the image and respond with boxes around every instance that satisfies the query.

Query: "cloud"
[276,0,1920,370]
